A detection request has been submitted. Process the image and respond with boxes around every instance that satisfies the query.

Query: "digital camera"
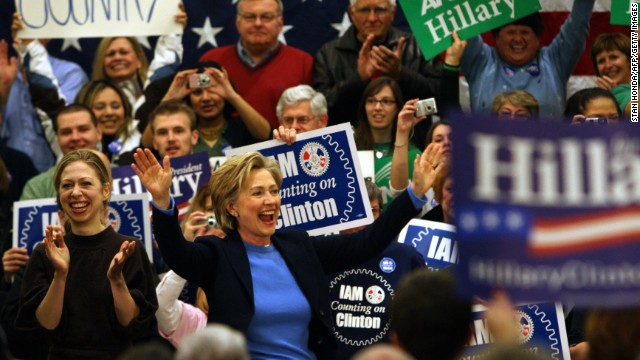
[188,73,211,88]
[584,117,608,125]
[415,98,438,117]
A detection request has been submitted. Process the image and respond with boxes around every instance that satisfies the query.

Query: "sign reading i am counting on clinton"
[14,0,183,39]
[226,123,373,235]
[398,0,541,60]
[453,117,640,307]
[463,302,570,359]
[13,193,153,262]
[397,219,458,270]
[112,151,211,220]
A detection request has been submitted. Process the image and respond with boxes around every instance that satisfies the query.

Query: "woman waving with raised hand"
[132,145,441,359]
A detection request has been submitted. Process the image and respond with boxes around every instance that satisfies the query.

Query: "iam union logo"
[515,311,534,344]
[299,142,330,177]
[107,206,122,232]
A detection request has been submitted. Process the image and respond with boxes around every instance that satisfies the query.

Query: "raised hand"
[175,2,188,29]
[161,69,198,102]
[43,225,70,275]
[357,34,376,81]
[397,99,427,139]
[107,241,136,281]
[411,143,446,197]
[444,31,467,67]
[131,148,173,209]
[371,36,405,79]
[595,75,617,91]
[272,125,297,145]
[205,67,237,100]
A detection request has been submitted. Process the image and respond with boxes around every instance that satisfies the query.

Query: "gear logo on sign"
[365,285,385,305]
[299,142,329,177]
[107,206,122,232]
[516,311,534,344]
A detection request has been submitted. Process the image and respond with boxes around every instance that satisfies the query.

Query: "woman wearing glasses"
[354,77,422,209]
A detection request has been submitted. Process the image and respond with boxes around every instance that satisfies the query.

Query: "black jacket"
[152,190,420,359]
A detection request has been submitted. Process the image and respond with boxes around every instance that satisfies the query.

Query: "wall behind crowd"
[0,0,629,105]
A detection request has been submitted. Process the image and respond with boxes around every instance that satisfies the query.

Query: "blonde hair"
[490,90,540,120]
[92,37,149,84]
[210,152,282,233]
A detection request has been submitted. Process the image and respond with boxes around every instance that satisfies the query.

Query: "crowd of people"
[0,0,636,358]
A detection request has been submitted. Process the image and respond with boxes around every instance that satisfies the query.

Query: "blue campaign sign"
[112,151,211,220]
[397,219,458,270]
[453,118,640,306]
[463,302,570,359]
[13,193,153,261]
[226,123,373,235]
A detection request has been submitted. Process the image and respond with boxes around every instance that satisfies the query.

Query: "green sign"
[611,0,636,25]
[399,0,541,60]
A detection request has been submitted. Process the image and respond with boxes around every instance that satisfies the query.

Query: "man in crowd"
[313,0,442,145]
[20,104,102,200]
[199,0,313,128]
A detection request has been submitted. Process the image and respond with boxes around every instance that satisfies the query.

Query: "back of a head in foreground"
[351,344,416,360]
[175,324,250,360]
[391,269,472,360]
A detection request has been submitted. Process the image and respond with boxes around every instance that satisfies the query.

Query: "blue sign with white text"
[453,118,640,306]
[398,219,458,270]
[227,123,373,235]
[13,194,153,261]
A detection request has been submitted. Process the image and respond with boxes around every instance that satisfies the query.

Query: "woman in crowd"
[490,90,540,121]
[355,77,423,209]
[423,160,453,224]
[76,80,142,164]
[132,147,437,359]
[590,32,631,118]
[16,150,157,359]
[564,87,622,124]
[157,62,271,156]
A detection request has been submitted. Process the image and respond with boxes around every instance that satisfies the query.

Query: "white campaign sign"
[15,0,183,39]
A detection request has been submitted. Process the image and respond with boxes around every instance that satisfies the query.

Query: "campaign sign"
[397,219,458,270]
[15,0,183,39]
[13,193,153,261]
[226,123,373,235]
[610,0,635,25]
[398,0,541,60]
[453,118,640,306]
[112,152,211,220]
[463,302,570,359]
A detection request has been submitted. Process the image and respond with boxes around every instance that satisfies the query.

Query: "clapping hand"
[131,148,173,210]
[43,225,70,275]
[411,143,446,197]
[371,37,405,79]
[107,241,136,281]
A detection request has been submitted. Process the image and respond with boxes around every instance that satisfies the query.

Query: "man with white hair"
[275,85,328,134]
[313,0,443,148]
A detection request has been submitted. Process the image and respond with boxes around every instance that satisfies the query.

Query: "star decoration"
[136,36,151,50]
[460,212,478,232]
[483,211,500,230]
[278,25,293,45]
[192,17,224,49]
[506,211,524,231]
[331,12,351,37]
[61,38,82,52]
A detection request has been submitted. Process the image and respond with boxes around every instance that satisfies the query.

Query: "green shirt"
[373,142,421,210]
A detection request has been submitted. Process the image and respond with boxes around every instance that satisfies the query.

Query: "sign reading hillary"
[13,193,153,261]
[399,0,541,60]
[453,118,640,306]
[111,151,211,220]
[398,219,458,270]
[463,302,570,359]
[226,123,373,235]
[14,0,183,39]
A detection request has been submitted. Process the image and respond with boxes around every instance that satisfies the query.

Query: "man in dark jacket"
[312,0,443,149]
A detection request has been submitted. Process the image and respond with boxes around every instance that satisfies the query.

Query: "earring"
[233,211,239,217]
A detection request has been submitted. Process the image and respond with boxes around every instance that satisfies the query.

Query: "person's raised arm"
[35,226,69,330]
[411,143,446,199]
[206,67,271,140]
[389,99,426,196]
[131,148,173,210]
[107,240,140,327]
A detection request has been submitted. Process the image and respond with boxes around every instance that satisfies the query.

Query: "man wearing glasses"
[199,0,313,129]
[313,0,442,148]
